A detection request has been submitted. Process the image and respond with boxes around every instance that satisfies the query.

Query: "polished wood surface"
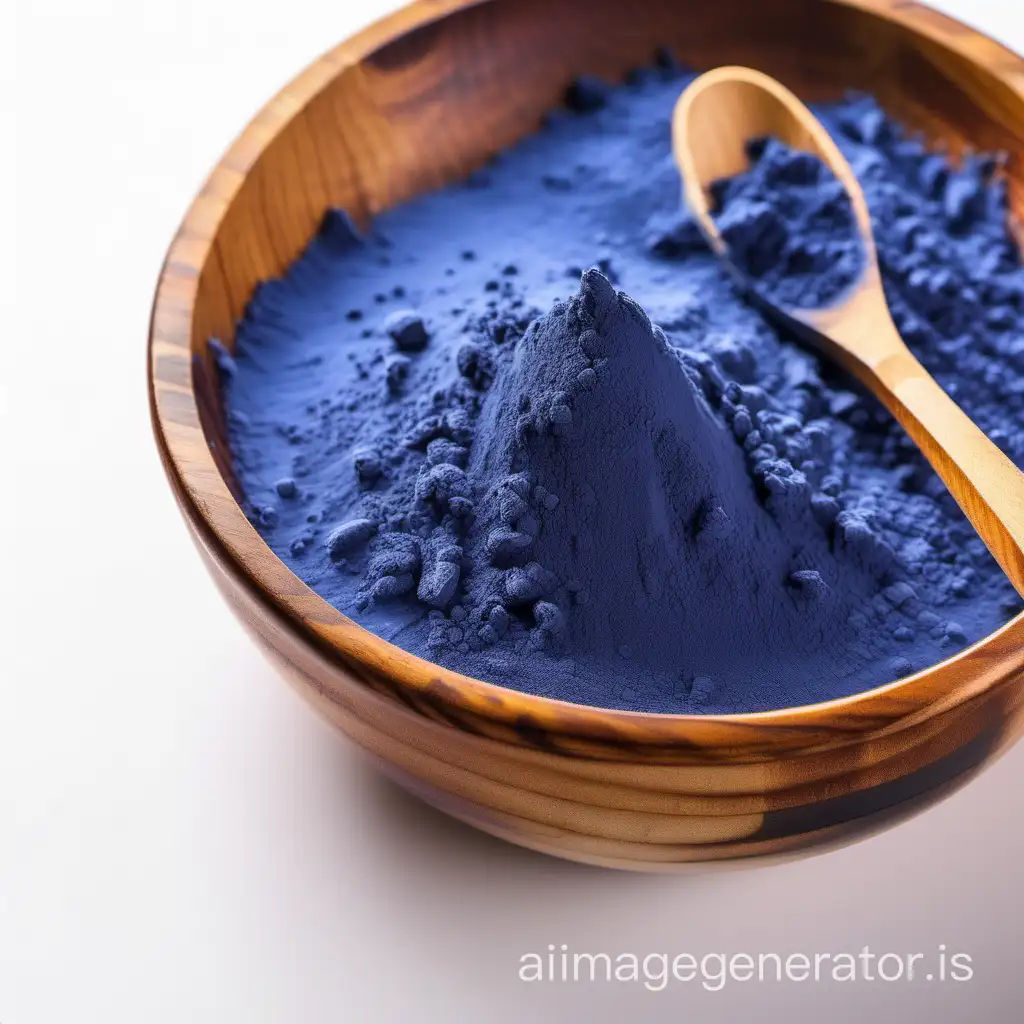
[674,66,1024,597]
[150,0,1024,869]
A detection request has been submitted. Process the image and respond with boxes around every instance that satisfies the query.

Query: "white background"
[5,2,1024,1022]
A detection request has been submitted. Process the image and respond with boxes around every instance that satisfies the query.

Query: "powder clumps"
[220,65,1024,714]
[712,137,863,308]
[385,310,431,352]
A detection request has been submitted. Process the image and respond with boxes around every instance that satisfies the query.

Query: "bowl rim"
[149,0,1024,754]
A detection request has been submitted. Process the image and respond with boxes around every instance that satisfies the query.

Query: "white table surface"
[5,1,1024,1021]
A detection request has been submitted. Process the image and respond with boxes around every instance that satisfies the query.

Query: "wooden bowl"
[149,0,1024,870]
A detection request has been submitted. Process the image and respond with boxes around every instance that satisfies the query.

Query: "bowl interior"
[151,0,1024,753]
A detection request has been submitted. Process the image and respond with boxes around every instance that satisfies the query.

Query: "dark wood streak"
[750,721,1003,840]
[149,0,1024,868]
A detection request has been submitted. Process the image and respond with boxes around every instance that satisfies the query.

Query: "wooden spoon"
[672,65,1024,598]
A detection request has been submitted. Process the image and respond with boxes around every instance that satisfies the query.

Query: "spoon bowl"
[674,66,1024,598]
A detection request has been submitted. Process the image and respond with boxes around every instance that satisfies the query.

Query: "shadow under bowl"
[149,0,1024,870]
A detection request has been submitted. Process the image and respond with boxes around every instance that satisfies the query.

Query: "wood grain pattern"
[149,0,1024,869]
[674,66,1024,596]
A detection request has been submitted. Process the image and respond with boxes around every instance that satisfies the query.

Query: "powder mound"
[713,137,863,308]
[396,270,906,683]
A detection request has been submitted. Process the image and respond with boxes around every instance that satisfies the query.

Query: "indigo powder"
[220,65,1024,713]
[712,137,864,308]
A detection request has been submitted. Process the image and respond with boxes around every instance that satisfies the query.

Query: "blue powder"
[712,137,863,308]
[219,65,1024,713]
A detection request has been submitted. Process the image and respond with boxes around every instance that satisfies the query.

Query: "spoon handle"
[864,345,1024,598]
[801,278,1024,599]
